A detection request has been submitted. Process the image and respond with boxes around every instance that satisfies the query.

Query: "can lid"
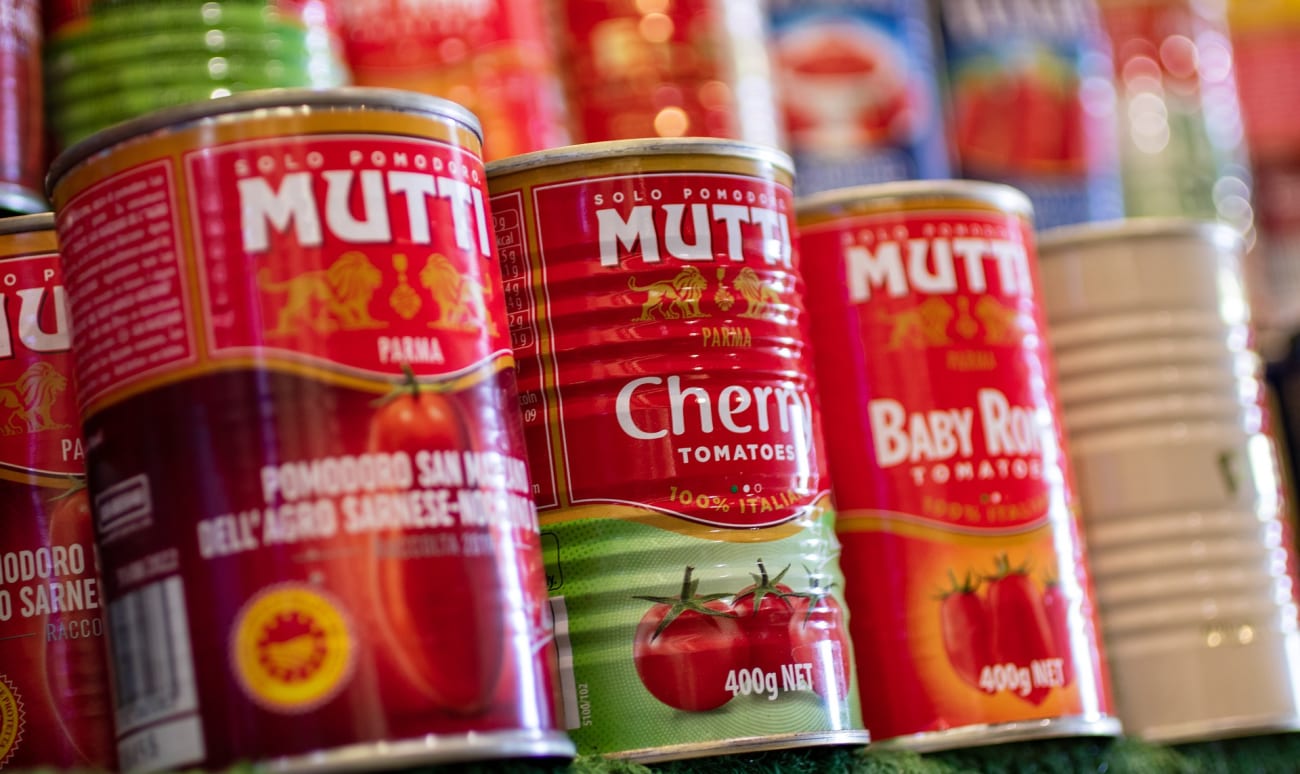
[0,213,56,236]
[1037,217,1244,255]
[795,179,1034,219]
[47,87,484,196]
[486,138,794,178]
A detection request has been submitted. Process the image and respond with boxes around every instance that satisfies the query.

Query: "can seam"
[485,138,794,178]
[794,180,1034,218]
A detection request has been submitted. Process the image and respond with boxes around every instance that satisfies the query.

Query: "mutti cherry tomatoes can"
[45,89,574,773]
[0,214,114,771]
[0,0,43,214]
[797,182,1119,750]
[486,139,870,760]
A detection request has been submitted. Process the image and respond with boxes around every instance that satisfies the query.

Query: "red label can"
[797,182,1118,749]
[0,214,114,771]
[0,0,43,213]
[46,90,573,772]
[338,0,570,161]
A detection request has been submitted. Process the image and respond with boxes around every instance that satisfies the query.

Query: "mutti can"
[767,0,952,195]
[0,214,114,770]
[797,182,1119,749]
[0,0,43,214]
[551,0,781,147]
[46,90,573,773]
[937,0,1123,229]
[338,0,570,161]
[487,140,869,760]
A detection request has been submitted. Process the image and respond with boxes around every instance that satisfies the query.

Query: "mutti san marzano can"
[487,140,870,760]
[0,215,114,771]
[797,182,1119,749]
[46,90,573,773]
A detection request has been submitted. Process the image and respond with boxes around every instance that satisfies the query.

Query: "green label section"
[545,511,866,756]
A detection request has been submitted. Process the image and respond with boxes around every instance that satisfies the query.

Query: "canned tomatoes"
[46,90,573,773]
[0,214,114,771]
[0,0,43,213]
[797,182,1119,749]
[487,140,869,760]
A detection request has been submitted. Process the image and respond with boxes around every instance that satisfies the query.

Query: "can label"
[338,0,570,160]
[768,0,952,194]
[0,237,115,771]
[800,203,1114,741]
[938,0,1123,228]
[0,0,43,209]
[490,159,866,757]
[51,114,564,772]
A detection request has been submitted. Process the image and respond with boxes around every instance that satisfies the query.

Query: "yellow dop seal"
[0,675,23,767]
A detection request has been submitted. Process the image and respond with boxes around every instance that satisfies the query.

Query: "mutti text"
[596,197,792,268]
[0,269,70,356]
[237,166,492,257]
[846,236,1030,302]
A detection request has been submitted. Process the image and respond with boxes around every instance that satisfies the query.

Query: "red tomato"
[985,556,1056,705]
[731,560,799,675]
[633,566,747,712]
[938,570,993,692]
[1041,578,1075,687]
[787,591,852,702]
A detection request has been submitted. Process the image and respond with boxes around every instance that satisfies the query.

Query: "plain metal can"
[486,138,870,761]
[0,0,44,214]
[798,180,1120,750]
[46,88,574,773]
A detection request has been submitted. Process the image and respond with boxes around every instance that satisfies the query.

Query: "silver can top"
[0,212,55,237]
[486,138,794,179]
[1038,217,1245,255]
[796,179,1034,220]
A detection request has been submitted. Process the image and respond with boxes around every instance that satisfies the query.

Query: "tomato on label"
[633,565,747,712]
[366,366,467,452]
[1041,577,1074,687]
[938,570,993,692]
[787,588,852,701]
[731,560,800,675]
[985,556,1056,705]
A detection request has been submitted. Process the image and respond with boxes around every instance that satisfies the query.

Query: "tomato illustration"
[985,556,1056,705]
[1041,576,1075,687]
[786,585,852,701]
[367,366,467,452]
[731,559,800,674]
[938,569,992,692]
[632,565,747,712]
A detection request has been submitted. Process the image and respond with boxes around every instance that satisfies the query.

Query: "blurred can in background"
[768,0,952,196]
[550,0,781,147]
[338,0,570,161]
[936,0,1123,229]
[0,0,43,214]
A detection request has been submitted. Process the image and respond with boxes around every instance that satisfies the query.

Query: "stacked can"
[797,181,1119,750]
[1099,0,1253,233]
[44,0,349,151]
[337,0,570,161]
[0,0,43,214]
[46,89,572,772]
[935,0,1124,229]
[0,214,115,771]
[548,1,781,147]
[487,139,870,761]
[1039,219,1300,742]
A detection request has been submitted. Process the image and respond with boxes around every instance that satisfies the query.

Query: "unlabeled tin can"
[46,89,573,773]
[767,0,952,195]
[0,214,115,771]
[550,1,781,147]
[1038,218,1300,744]
[797,181,1119,750]
[486,139,870,761]
[0,0,44,214]
[338,0,570,161]
[936,0,1123,229]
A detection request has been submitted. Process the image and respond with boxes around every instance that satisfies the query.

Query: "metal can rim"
[1037,217,1244,255]
[794,180,1034,219]
[46,87,484,197]
[0,212,56,237]
[485,138,794,178]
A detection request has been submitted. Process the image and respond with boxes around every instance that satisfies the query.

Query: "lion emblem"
[258,252,384,335]
[882,297,953,349]
[628,266,709,321]
[974,296,1023,345]
[0,361,70,436]
[733,267,781,319]
[419,253,497,336]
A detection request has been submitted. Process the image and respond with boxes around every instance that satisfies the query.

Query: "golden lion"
[258,252,384,335]
[974,296,1022,345]
[0,361,69,436]
[733,267,781,319]
[419,253,498,336]
[628,266,709,321]
[883,297,953,349]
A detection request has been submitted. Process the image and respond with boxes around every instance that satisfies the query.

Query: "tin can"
[338,0,569,161]
[550,0,781,147]
[486,139,870,761]
[0,214,115,771]
[1038,218,1300,744]
[0,0,44,214]
[767,0,952,195]
[936,0,1123,229]
[797,181,1120,750]
[46,89,573,773]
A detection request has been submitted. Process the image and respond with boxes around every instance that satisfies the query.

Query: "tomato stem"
[633,565,737,640]
[49,476,88,502]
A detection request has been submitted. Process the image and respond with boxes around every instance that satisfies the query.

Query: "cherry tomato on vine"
[786,586,852,701]
[938,569,992,692]
[731,559,800,675]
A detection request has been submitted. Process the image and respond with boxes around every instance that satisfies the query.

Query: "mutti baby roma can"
[46,89,573,773]
[797,182,1119,749]
[0,214,114,771]
[486,140,870,760]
